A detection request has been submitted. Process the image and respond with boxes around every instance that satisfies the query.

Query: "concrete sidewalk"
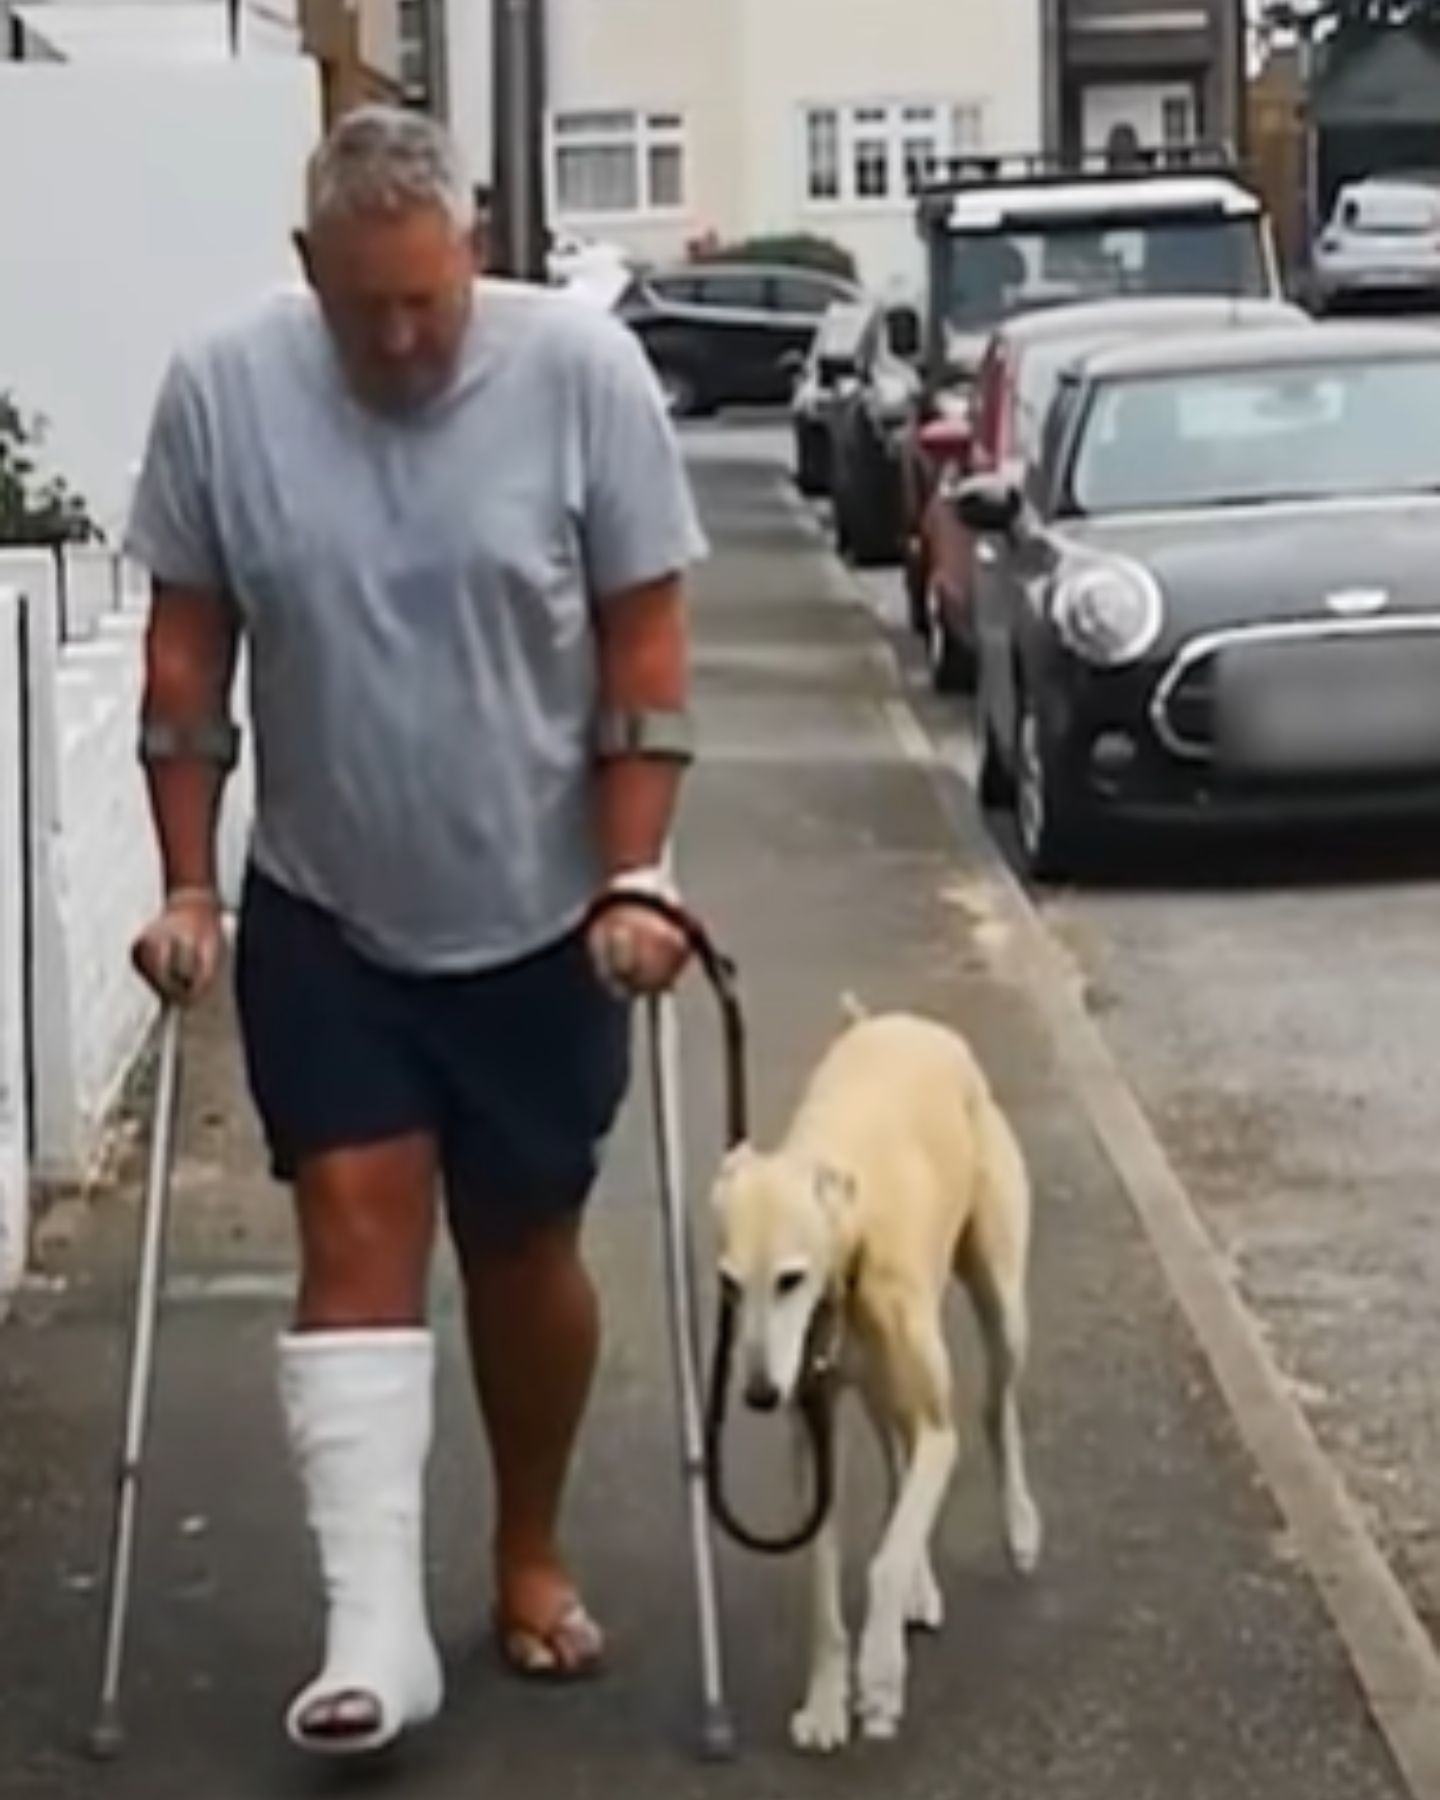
[0,444,1410,1799]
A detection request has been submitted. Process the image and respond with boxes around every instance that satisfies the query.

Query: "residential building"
[445,0,1045,296]
[301,0,404,120]
[1047,0,1247,160]
[398,0,447,115]
[5,1,405,126]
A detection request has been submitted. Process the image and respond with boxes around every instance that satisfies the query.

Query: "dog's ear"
[711,1141,756,1209]
[813,1163,858,1219]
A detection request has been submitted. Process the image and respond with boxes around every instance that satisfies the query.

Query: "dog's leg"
[860,1389,943,1633]
[790,1402,851,1753]
[961,1211,1043,1576]
[856,1318,957,1742]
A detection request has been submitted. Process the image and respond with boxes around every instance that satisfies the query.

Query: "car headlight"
[1052,560,1163,668]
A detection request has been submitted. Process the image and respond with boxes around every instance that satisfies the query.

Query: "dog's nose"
[744,1374,782,1413]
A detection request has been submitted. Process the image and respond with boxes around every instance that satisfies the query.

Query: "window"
[1161,93,1195,147]
[806,108,841,202]
[693,272,769,310]
[552,109,686,217]
[802,100,984,208]
[774,273,844,316]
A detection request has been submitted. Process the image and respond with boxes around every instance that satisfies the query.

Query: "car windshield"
[943,216,1267,331]
[1338,186,1440,235]
[1067,356,1440,516]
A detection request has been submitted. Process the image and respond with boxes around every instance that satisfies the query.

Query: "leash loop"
[584,887,839,1556]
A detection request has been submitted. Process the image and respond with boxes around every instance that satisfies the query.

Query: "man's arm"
[591,572,690,880]
[141,582,241,897]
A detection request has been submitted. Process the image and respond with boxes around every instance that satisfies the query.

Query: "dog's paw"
[790,1671,851,1754]
[905,1559,945,1632]
[856,1629,906,1743]
[1006,1494,1043,1576]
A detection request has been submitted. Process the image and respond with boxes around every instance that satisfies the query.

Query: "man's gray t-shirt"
[126,280,707,975]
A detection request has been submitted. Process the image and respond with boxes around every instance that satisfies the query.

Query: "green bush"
[0,393,100,547]
[693,233,859,283]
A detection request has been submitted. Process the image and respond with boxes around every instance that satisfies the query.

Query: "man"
[126,105,705,1757]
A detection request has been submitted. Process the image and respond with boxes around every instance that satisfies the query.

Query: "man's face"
[298,204,475,414]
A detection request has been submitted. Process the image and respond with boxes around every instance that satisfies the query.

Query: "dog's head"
[710,1143,856,1412]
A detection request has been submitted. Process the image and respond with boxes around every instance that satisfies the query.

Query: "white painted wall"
[0,57,308,1288]
[0,589,28,1296]
[446,0,1043,293]
[0,59,322,535]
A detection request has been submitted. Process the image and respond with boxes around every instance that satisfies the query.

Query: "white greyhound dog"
[710,1003,1042,1751]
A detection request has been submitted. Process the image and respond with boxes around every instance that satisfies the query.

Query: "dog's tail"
[839,990,869,1026]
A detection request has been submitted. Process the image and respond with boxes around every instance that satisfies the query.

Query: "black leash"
[584,886,839,1556]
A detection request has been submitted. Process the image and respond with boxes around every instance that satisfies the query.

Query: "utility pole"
[490,0,548,280]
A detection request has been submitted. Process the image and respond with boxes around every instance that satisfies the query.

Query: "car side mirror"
[918,414,972,468]
[817,351,859,387]
[955,473,1023,537]
[886,303,922,361]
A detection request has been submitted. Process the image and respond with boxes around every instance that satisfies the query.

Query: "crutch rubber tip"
[699,1705,738,1762]
[86,1712,125,1761]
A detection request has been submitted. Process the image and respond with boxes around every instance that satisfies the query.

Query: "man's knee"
[295,1138,437,1328]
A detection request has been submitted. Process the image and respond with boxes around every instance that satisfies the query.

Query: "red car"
[916,295,1305,692]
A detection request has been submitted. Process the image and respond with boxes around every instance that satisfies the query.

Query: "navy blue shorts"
[232,867,633,1252]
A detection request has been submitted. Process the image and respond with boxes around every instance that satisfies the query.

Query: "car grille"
[1158,658,1215,757]
[1151,618,1440,764]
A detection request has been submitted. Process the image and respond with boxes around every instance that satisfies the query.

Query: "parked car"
[898,146,1284,634]
[790,300,873,496]
[918,295,1306,693]
[1311,174,1440,312]
[615,261,862,417]
[958,322,1440,879]
[826,300,923,566]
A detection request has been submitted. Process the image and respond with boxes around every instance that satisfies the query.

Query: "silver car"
[1312,175,1440,310]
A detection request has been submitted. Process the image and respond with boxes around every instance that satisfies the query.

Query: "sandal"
[496,1599,607,1683]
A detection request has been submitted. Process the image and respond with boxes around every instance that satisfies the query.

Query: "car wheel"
[1014,688,1088,882]
[904,538,929,636]
[926,589,975,695]
[975,652,1015,810]
[795,427,828,498]
[659,366,702,419]
[831,480,854,557]
[846,474,902,568]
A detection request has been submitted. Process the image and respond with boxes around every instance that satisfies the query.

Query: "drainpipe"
[1041,0,1064,158]
[491,0,547,280]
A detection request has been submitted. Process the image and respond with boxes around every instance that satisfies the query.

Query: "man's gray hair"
[306,104,475,233]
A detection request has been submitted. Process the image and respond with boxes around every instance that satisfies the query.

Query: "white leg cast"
[790,1404,851,1754]
[278,1329,444,1757]
[857,1422,957,1742]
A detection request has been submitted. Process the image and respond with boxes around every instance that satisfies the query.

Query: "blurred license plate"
[1214,637,1440,777]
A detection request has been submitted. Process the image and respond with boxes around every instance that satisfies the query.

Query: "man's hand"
[132,888,226,1006]
[587,871,692,999]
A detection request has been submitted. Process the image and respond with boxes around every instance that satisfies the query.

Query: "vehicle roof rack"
[909,141,1243,203]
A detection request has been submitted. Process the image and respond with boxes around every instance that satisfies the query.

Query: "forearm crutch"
[87,1002,184,1760]
[645,987,737,1761]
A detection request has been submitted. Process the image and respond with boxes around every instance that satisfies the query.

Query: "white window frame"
[799,99,987,210]
[549,107,688,221]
